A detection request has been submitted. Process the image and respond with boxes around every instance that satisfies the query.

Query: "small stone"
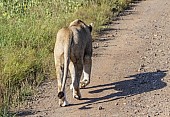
[98,106,104,110]
[154,20,157,22]
[134,109,139,114]
[93,43,99,49]
[154,34,158,37]
[115,102,119,105]
[156,69,161,72]
[141,64,145,67]
[146,105,149,108]
[154,112,159,116]
[104,43,108,47]
[138,64,146,72]
[144,35,150,39]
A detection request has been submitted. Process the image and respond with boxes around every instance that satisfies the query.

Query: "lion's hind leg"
[55,55,69,107]
[69,61,75,90]
[70,59,83,99]
[80,55,92,88]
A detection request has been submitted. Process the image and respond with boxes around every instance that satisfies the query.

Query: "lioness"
[54,19,92,107]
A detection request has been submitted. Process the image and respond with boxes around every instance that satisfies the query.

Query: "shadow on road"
[15,110,38,116]
[77,70,167,109]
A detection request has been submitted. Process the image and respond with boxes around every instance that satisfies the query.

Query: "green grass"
[0,0,133,116]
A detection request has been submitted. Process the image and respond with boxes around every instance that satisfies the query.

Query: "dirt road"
[17,0,170,116]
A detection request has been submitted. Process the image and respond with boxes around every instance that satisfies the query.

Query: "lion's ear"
[88,23,93,32]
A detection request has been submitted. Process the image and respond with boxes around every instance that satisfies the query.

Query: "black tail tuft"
[58,92,64,99]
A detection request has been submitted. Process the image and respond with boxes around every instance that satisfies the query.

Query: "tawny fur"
[54,19,92,107]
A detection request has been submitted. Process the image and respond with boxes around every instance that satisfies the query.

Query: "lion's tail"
[58,29,73,99]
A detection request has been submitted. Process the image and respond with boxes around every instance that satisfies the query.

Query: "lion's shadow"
[76,70,167,109]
